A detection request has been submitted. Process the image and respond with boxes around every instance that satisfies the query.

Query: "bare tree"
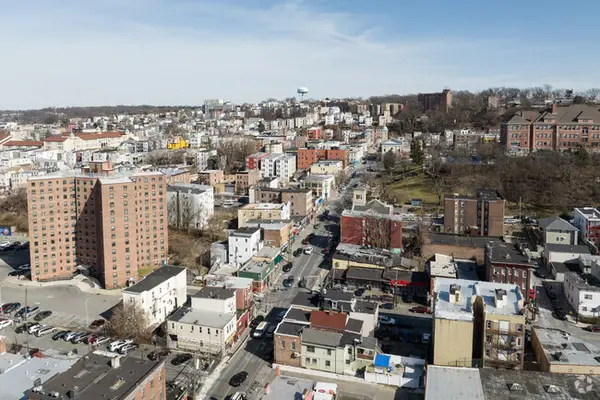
[168,192,209,232]
[383,150,397,173]
[107,303,153,344]
[362,214,393,250]
[214,139,257,173]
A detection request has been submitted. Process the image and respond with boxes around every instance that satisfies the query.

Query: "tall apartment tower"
[27,161,168,289]
[444,189,505,237]
[418,88,452,113]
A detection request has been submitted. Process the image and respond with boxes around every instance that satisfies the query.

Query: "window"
[584,294,593,300]
[327,349,332,356]
[305,357,311,364]
[486,320,491,329]
[522,270,527,278]
[307,346,315,353]
[501,269,505,275]
[325,360,331,367]
[281,340,286,349]
[291,342,296,351]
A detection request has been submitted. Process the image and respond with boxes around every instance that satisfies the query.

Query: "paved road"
[203,181,352,399]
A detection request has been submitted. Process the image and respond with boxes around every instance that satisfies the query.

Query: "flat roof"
[486,241,533,266]
[239,259,271,274]
[24,352,163,400]
[429,254,478,281]
[253,246,280,260]
[546,243,591,255]
[192,286,236,299]
[123,265,186,294]
[241,203,285,210]
[303,174,334,182]
[28,169,163,182]
[263,376,314,400]
[333,242,402,268]
[425,366,484,400]
[433,278,524,321]
[276,322,307,337]
[169,307,235,328]
[575,207,600,220]
[301,328,342,347]
[533,326,600,367]
[230,227,261,237]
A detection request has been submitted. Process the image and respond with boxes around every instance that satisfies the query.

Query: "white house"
[564,271,600,317]
[228,227,262,267]
[166,183,214,230]
[196,148,217,171]
[275,154,296,183]
[122,265,188,328]
[167,287,237,353]
[381,138,410,158]
[573,207,600,248]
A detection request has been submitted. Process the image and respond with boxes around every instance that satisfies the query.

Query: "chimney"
[110,355,120,369]
[551,103,557,114]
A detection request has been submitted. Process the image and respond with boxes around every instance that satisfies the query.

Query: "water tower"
[297,87,308,101]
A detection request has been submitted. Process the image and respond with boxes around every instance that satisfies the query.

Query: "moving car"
[171,353,193,366]
[148,349,171,361]
[409,306,430,314]
[0,319,13,330]
[304,246,313,255]
[229,371,248,387]
[34,311,53,321]
[282,276,294,288]
[553,311,568,321]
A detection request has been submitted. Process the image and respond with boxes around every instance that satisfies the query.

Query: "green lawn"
[386,173,439,206]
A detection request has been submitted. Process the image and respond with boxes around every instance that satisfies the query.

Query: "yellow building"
[432,278,526,369]
[531,326,600,375]
[309,160,343,176]
[167,136,190,150]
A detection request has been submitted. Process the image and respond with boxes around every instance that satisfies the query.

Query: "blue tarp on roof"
[374,354,390,368]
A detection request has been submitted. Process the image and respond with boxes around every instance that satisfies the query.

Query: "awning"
[374,354,390,368]
[274,255,284,265]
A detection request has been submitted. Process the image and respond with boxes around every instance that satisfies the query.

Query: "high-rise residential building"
[418,89,452,113]
[444,189,505,237]
[27,161,168,289]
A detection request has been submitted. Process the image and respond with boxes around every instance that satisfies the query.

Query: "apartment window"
[327,349,332,356]
[281,340,286,349]
[584,294,593,300]
[325,360,331,367]
[305,357,310,364]
[501,269,505,276]
[207,328,210,335]
[522,270,527,278]
[486,320,491,329]
[307,346,315,353]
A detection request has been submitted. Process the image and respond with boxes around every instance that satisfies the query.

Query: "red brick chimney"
[551,103,557,114]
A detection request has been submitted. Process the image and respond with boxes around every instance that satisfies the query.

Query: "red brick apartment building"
[340,200,403,250]
[444,189,505,237]
[245,152,270,170]
[485,241,534,296]
[418,89,452,113]
[27,161,168,289]
[501,103,600,154]
[297,148,349,170]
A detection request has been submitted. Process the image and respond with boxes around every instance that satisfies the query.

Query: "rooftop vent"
[494,288,507,308]
[544,385,561,394]
[552,352,563,361]
[508,383,523,391]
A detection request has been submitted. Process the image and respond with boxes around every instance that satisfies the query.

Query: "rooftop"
[245,219,292,230]
[301,328,343,347]
[428,253,479,281]
[445,188,503,201]
[538,216,579,232]
[123,265,186,294]
[169,307,235,328]
[275,322,306,337]
[433,278,524,321]
[283,307,311,324]
[230,227,261,237]
[533,327,600,368]
[24,352,163,400]
[351,199,394,215]
[241,203,286,211]
[486,241,533,266]
[238,259,271,274]
[263,376,314,400]
[290,291,322,310]
[253,246,280,260]
[302,174,334,182]
[309,310,347,331]
[546,243,591,255]
[575,207,600,220]
[333,242,402,268]
[192,286,236,300]
[479,368,600,400]
[28,169,163,182]
[564,271,600,292]
[167,183,212,195]
[425,366,484,400]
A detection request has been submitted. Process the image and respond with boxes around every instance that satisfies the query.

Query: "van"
[253,322,269,339]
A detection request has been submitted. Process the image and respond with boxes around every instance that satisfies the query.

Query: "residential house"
[122,265,187,328]
[574,207,600,249]
[197,169,224,186]
[275,154,297,183]
[249,187,313,217]
[245,219,293,248]
[538,216,579,245]
[301,174,334,200]
[196,148,217,171]
[310,160,343,176]
[564,272,600,318]
[167,287,237,354]
[235,169,261,195]
[485,241,534,297]
[228,227,262,267]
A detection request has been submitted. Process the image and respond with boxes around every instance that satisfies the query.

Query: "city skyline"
[2,0,600,109]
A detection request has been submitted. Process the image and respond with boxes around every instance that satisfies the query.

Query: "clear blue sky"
[1,0,599,108]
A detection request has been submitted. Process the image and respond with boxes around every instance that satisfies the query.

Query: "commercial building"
[485,241,534,296]
[564,272,600,317]
[432,278,526,370]
[444,189,505,237]
[166,183,214,230]
[341,199,403,251]
[380,138,410,158]
[249,187,313,217]
[301,174,334,199]
[574,207,600,249]
[530,326,600,374]
[122,265,187,328]
[25,352,166,400]
[245,219,293,248]
[309,160,343,176]
[237,202,291,227]
[418,89,452,113]
[167,287,237,354]
[501,104,600,154]
[27,161,168,289]
[228,227,262,267]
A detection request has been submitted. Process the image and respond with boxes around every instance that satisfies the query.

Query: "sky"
[1,0,600,109]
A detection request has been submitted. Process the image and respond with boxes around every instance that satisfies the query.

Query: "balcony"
[486,326,523,336]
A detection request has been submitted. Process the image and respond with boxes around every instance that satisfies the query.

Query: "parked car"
[293,249,303,257]
[421,333,431,344]
[9,270,30,277]
[229,371,248,387]
[52,330,70,341]
[0,241,11,249]
[72,333,92,344]
[276,310,287,322]
[378,315,396,325]
[282,276,294,288]
[380,303,394,310]
[34,311,53,321]
[282,263,292,273]
[301,238,309,245]
[148,349,171,361]
[92,336,110,346]
[0,319,14,330]
[15,322,38,334]
[108,339,133,352]
[583,325,600,332]
[171,353,193,366]
[35,326,57,337]
[17,264,30,271]
[84,335,98,345]
[402,294,414,303]
[1,302,20,314]
[64,331,81,342]
[354,288,365,297]
[553,311,568,321]
[119,343,138,355]
[28,323,44,334]
[304,246,313,255]
[16,306,39,319]
[89,319,106,330]
[409,306,430,314]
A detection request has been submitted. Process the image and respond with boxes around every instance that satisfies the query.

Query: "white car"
[304,246,313,255]
[108,339,133,352]
[29,324,44,334]
[0,319,13,330]
[378,315,396,326]
[17,264,30,271]
[0,241,10,248]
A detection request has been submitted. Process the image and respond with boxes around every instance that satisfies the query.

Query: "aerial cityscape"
[2,1,600,400]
